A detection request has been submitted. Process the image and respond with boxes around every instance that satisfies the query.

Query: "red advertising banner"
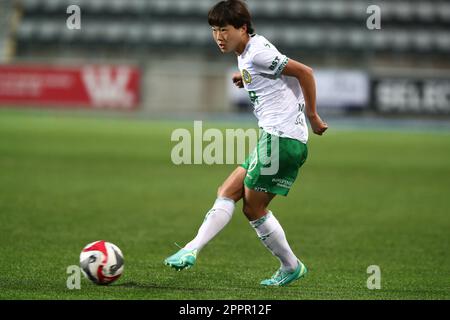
[0,64,140,109]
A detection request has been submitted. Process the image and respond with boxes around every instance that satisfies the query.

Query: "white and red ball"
[79,240,124,285]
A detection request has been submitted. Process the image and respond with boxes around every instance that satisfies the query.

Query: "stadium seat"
[12,0,450,57]
[435,31,450,52]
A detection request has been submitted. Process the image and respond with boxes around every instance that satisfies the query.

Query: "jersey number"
[248,91,259,105]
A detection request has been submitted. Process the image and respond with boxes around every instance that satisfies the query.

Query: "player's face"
[211,25,244,53]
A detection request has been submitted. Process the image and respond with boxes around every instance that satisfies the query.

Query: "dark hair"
[208,0,255,34]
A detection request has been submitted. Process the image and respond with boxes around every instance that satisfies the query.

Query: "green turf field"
[0,110,449,299]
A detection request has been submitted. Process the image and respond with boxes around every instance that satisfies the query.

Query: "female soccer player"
[165,0,328,287]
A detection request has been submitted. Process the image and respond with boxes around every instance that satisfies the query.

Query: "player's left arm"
[282,59,328,136]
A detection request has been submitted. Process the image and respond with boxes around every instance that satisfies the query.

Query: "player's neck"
[234,33,251,56]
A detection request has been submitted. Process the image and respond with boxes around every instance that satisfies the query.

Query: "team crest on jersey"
[242,69,252,84]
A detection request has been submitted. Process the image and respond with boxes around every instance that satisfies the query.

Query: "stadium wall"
[1,58,450,116]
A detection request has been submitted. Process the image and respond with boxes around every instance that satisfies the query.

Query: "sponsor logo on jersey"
[269,56,280,71]
[272,178,293,188]
[275,57,289,76]
[242,69,252,84]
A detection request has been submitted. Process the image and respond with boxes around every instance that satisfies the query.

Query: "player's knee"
[242,203,251,216]
[242,202,258,217]
[217,183,235,198]
[243,201,268,220]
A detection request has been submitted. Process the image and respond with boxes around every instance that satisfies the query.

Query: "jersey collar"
[239,34,257,57]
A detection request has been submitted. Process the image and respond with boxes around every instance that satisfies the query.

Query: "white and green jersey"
[237,34,308,144]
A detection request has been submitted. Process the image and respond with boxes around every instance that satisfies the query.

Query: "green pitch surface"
[0,110,449,300]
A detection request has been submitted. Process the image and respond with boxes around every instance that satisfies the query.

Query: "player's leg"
[242,185,275,221]
[183,166,246,250]
[217,165,246,202]
[241,130,308,285]
[243,186,307,286]
[243,186,298,271]
[164,166,246,270]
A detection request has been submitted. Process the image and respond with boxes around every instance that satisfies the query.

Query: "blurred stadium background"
[1,0,450,116]
[0,0,449,300]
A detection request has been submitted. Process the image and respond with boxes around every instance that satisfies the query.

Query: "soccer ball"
[79,240,124,285]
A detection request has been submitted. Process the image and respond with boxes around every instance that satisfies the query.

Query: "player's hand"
[232,72,244,88]
[308,113,328,135]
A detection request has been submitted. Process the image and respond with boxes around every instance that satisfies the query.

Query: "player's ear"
[240,24,247,35]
